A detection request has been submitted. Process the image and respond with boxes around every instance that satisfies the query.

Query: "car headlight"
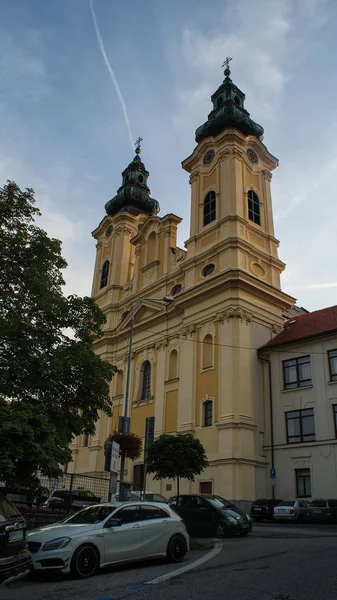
[226,515,239,525]
[43,537,71,551]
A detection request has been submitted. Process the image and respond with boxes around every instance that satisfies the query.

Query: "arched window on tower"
[203,191,216,226]
[202,334,213,369]
[147,231,156,263]
[248,190,261,225]
[100,260,109,288]
[168,349,178,380]
[141,361,151,401]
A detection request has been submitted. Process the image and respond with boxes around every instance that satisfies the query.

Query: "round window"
[171,284,182,296]
[202,264,215,277]
[105,225,113,238]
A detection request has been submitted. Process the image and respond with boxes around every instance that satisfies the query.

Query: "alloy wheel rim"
[77,547,97,576]
[171,537,184,559]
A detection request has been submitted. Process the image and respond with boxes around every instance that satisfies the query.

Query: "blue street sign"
[270,468,276,479]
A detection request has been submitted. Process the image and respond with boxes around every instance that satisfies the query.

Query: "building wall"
[264,335,337,500]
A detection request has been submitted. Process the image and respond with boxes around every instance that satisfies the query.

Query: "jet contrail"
[89,0,134,152]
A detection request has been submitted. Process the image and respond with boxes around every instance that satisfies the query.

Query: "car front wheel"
[215,523,229,537]
[70,544,100,578]
[166,535,186,563]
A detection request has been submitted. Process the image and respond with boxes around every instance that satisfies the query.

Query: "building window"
[286,409,315,444]
[248,190,261,225]
[133,464,144,491]
[202,334,213,369]
[140,361,151,401]
[168,349,178,380]
[295,468,311,498]
[333,405,337,437]
[100,260,109,288]
[328,350,337,382]
[203,191,216,226]
[202,263,215,277]
[200,481,213,494]
[283,356,311,390]
[203,400,213,427]
[82,434,90,447]
[171,284,182,296]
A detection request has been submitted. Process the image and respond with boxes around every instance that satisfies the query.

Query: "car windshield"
[278,501,295,507]
[63,505,116,524]
[310,501,327,507]
[207,498,235,510]
[146,493,167,502]
[0,495,21,522]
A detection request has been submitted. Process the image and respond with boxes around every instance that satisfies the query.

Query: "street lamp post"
[118,295,174,497]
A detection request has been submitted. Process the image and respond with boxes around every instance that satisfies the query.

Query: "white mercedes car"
[27,502,189,578]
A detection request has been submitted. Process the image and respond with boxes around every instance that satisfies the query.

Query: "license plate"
[312,509,322,513]
[9,530,24,542]
[254,508,262,511]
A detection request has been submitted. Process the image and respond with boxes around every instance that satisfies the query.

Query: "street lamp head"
[163,295,175,303]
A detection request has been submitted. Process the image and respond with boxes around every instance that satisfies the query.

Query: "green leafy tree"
[0,181,117,489]
[146,433,208,495]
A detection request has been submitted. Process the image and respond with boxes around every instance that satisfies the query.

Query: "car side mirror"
[106,518,122,528]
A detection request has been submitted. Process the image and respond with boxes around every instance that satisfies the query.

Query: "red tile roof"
[262,305,337,349]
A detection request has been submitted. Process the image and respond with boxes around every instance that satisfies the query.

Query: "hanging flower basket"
[104,431,142,461]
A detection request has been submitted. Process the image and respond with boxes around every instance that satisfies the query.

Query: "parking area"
[3,521,337,600]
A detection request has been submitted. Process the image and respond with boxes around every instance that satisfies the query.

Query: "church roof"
[262,305,337,349]
[195,62,264,143]
[105,146,160,218]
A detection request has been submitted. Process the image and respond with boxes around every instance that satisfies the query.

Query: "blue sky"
[1,0,337,311]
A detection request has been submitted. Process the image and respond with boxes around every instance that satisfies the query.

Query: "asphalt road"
[3,522,337,600]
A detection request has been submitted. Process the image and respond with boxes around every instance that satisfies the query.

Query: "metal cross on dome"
[222,56,233,71]
[135,136,143,154]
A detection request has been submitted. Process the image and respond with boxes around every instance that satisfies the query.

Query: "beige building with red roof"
[260,306,337,500]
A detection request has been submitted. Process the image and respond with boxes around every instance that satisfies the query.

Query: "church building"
[69,62,296,505]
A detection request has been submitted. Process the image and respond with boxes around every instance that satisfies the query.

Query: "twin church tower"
[70,61,294,502]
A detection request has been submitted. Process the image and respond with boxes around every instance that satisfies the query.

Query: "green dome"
[195,71,264,143]
[105,153,160,217]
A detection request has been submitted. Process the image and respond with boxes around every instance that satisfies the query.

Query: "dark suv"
[0,493,31,586]
[250,498,282,521]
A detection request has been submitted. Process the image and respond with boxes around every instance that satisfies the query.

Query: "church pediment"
[116,299,167,332]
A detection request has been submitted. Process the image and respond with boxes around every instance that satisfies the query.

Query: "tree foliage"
[104,432,143,461]
[0,181,117,489]
[146,433,208,494]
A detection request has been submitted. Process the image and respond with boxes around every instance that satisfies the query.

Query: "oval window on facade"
[202,264,215,277]
[171,284,182,296]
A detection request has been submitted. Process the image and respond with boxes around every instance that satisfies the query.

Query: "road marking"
[145,541,222,585]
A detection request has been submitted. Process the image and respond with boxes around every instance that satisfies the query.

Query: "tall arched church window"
[202,334,213,369]
[141,361,151,401]
[100,260,109,288]
[147,231,156,263]
[248,190,261,225]
[203,191,216,226]
[168,349,178,380]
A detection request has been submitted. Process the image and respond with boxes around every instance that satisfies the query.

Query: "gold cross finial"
[135,137,143,154]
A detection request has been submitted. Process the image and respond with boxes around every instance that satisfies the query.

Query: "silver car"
[274,500,309,523]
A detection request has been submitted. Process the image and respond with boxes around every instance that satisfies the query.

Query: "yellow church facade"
[69,65,294,504]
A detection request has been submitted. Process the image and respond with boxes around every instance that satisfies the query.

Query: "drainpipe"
[259,354,275,500]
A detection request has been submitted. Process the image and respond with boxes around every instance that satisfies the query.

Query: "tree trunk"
[177,476,180,497]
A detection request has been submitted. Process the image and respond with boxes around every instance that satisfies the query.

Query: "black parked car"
[250,498,282,521]
[306,499,337,522]
[168,494,252,537]
[0,493,32,586]
[43,489,101,509]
